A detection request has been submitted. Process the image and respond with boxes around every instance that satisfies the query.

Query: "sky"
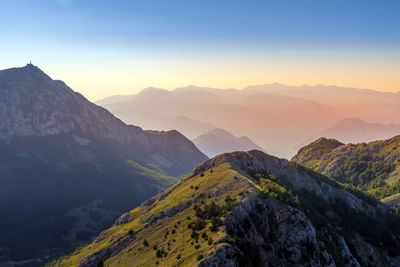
[1,0,400,101]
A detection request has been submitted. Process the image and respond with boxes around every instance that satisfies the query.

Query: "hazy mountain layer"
[0,65,207,263]
[320,118,400,143]
[244,84,400,124]
[193,128,264,157]
[51,151,400,266]
[97,84,400,158]
[96,85,339,158]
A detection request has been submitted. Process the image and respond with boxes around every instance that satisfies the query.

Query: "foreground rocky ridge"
[51,151,400,266]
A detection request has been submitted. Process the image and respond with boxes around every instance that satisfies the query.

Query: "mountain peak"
[2,63,49,77]
[332,117,367,127]
[312,137,344,148]
[206,128,236,139]
[291,137,344,166]
[137,87,169,96]
[192,150,285,177]
[0,65,207,170]
[0,64,54,91]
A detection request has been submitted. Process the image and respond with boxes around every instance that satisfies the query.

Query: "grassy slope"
[50,162,255,266]
[292,136,400,201]
[382,193,400,205]
[292,137,344,169]
[49,150,400,266]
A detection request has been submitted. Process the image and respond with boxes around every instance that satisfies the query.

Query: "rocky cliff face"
[0,64,207,263]
[221,197,335,267]
[50,151,400,267]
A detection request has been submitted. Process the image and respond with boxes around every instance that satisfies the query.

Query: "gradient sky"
[1,0,399,100]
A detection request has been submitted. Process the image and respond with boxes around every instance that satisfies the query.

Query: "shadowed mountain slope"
[0,64,207,263]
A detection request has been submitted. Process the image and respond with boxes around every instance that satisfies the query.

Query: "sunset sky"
[1,0,399,100]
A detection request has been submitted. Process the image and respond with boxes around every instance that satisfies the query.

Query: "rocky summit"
[0,64,207,173]
[0,65,207,263]
[50,150,400,266]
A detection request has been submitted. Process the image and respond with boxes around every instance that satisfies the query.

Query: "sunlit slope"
[292,136,400,201]
[51,151,400,267]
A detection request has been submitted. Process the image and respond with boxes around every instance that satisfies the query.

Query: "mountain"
[98,83,400,159]
[104,112,215,140]
[97,85,341,158]
[0,64,207,263]
[243,84,400,124]
[96,88,217,139]
[320,118,400,144]
[50,150,400,266]
[95,94,135,106]
[193,128,264,157]
[292,136,400,202]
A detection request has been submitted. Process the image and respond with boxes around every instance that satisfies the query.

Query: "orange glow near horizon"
[49,59,400,101]
[3,48,400,101]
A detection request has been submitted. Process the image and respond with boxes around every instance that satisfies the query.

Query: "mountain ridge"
[0,64,207,173]
[320,117,400,143]
[50,150,400,266]
[97,83,400,158]
[292,135,400,203]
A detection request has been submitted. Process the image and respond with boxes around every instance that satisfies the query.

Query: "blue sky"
[1,0,399,100]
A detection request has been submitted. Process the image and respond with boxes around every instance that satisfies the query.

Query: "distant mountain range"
[97,84,400,158]
[295,117,400,150]
[320,117,400,144]
[0,64,207,263]
[52,150,400,266]
[193,128,264,157]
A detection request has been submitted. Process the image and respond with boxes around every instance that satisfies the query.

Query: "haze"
[1,0,400,101]
[96,84,400,158]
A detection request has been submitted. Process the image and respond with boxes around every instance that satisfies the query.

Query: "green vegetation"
[292,136,400,205]
[50,162,248,266]
[196,253,204,261]
[246,169,400,257]
[368,180,400,199]
[50,151,400,266]
[329,153,394,188]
